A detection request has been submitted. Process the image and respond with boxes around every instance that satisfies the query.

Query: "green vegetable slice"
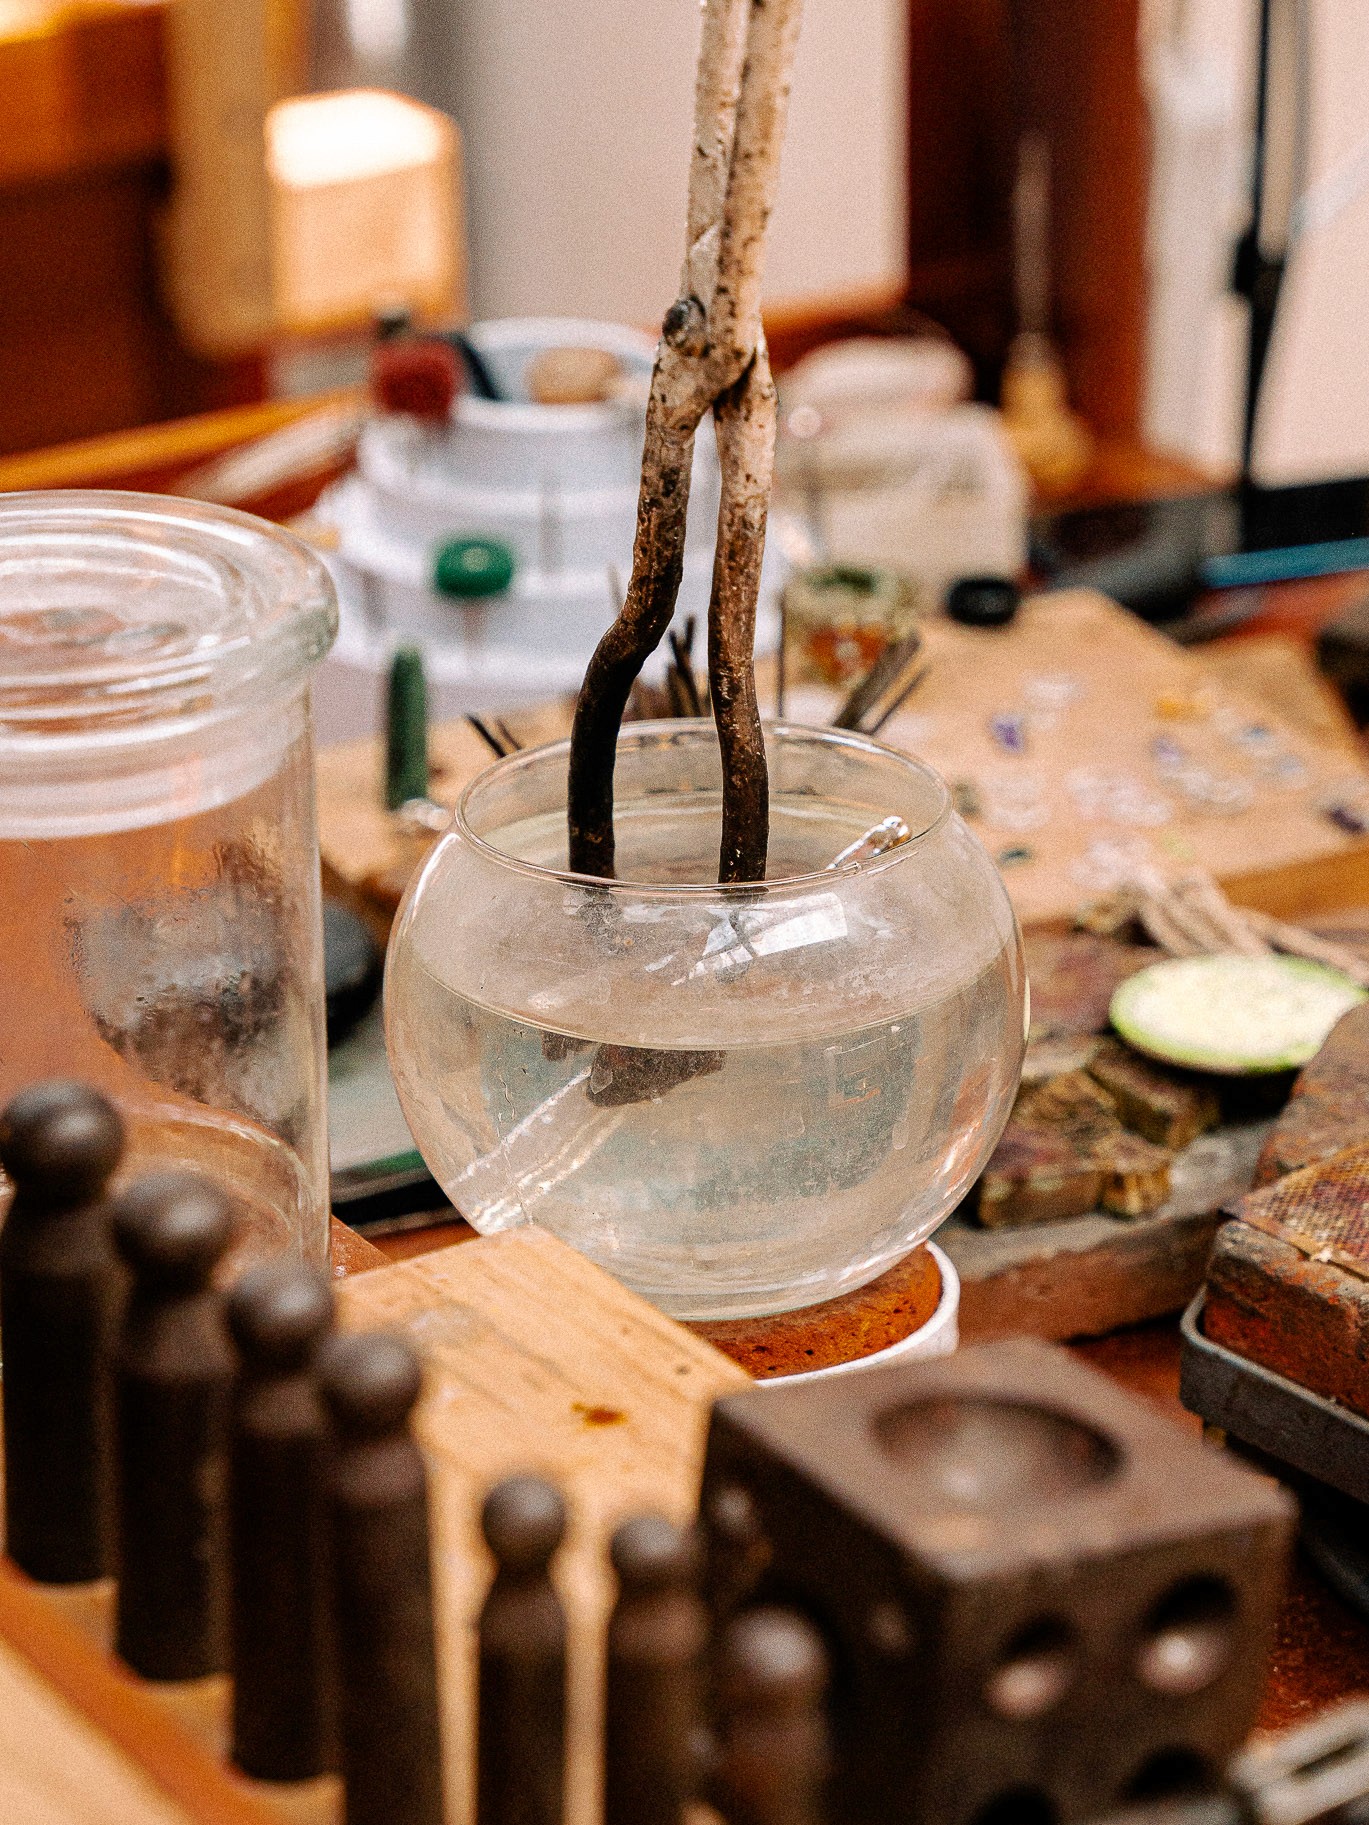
[1110,953,1366,1076]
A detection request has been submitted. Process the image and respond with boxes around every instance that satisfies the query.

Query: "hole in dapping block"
[871,1397,1121,1510]
[984,1619,1079,1721]
[970,1786,1059,1825]
[1125,1748,1216,1802]
[1136,1576,1237,1696]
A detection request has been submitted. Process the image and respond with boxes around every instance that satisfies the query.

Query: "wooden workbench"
[9,394,1369,1748]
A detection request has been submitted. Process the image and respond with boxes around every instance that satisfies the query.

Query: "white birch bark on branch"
[567,0,804,882]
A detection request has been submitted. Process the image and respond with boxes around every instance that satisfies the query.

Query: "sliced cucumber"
[1110,953,1366,1076]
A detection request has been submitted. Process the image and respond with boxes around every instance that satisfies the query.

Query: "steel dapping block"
[604,1515,708,1825]
[699,1338,1294,1825]
[0,1081,124,1584]
[476,1475,568,1825]
[226,1263,337,1782]
[712,1607,830,1825]
[318,1330,443,1825]
[112,1171,236,1680]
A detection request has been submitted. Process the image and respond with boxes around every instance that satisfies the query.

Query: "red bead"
[371,340,460,422]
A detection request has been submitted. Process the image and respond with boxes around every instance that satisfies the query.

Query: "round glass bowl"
[386,721,1027,1319]
[0,492,337,1265]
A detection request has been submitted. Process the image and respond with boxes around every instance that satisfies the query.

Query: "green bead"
[433,537,516,600]
[384,645,429,810]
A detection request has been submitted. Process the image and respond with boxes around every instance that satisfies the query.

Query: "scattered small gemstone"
[951,779,982,819]
[1325,801,1369,836]
[989,712,1027,754]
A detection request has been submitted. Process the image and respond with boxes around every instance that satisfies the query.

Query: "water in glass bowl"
[387,788,1023,1319]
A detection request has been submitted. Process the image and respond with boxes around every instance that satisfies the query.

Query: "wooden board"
[0,1226,746,1825]
[0,1563,300,1825]
[0,1636,192,1825]
[317,701,574,923]
[788,591,1369,926]
[944,1121,1273,1344]
[316,592,1369,932]
[335,1227,749,1825]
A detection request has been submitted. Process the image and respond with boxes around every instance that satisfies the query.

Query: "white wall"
[446,0,908,327]
[1258,0,1369,482]
[1145,0,1369,482]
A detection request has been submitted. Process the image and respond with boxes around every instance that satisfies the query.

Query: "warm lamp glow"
[266,89,446,191]
[263,87,464,335]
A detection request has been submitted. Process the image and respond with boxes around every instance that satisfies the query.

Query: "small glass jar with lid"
[0,492,338,1264]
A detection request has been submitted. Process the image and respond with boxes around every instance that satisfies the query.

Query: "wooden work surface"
[4,398,1369,1811]
[0,1205,1365,1825]
[797,590,1369,926]
[356,1225,1369,1740]
[345,1221,1369,1744]
[316,591,1369,933]
[1075,1323,1369,1732]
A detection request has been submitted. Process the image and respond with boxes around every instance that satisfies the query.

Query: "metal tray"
[1179,1290,1369,1507]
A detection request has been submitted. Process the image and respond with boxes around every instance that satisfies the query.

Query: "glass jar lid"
[0,492,337,733]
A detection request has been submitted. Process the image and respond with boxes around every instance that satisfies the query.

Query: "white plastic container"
[313,316,787,737]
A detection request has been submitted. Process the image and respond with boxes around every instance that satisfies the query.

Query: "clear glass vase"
[386,721,1026,1319]
[0,492,337,1265]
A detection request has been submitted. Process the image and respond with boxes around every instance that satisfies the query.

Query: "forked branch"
[710,339,777,882]
[566,0,804,882]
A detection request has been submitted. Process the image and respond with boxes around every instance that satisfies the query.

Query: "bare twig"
[1172,873,1269,957]
[683,0,750,310]
[1242,909,1369,987]
[833,629,926,732]
[567,0,804,880]
[467,714,511,759]
[1136,892,1206,957]
[708,0,805,368]
[667,619,705,716]
[710,342,777,880]
[1123,870,1369,988]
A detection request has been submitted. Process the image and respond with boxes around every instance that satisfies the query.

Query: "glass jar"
[386,721,1026,1319]
[0,492,338,1264]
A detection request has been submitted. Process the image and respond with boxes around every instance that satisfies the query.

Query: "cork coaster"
[689,1244,942,1377]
